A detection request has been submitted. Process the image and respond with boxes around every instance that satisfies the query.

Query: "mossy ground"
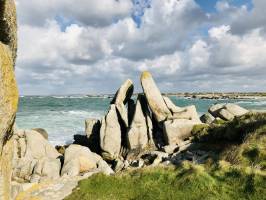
[66,113,266,200]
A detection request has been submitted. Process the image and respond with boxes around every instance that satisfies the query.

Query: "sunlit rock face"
[0,0,17,66]
[0,0,18,199]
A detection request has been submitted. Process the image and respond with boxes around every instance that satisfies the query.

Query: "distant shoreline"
[20,92,266,100]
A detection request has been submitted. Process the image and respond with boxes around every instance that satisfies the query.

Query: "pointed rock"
[100,105,121,160]
[111,79,134,105]
[140,71,171,122]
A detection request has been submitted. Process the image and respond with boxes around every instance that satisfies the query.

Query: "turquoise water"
[16,96,266,145]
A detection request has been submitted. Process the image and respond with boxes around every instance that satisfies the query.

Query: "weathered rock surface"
[200,113,215,124]
[163,119,201,145]
[141,71,171,122]
[163,96,182,113]
[127,95,149,150]
[12,130,61,183]
[224,103,249,116]
[31,157,61,183]
[111,79,134,105]
[32,128,49,140]
[218,108,235,121]
[61,145,113,177]
[0,0,17,65]
[0,6,18,197]
[25,130,60,159]
[85,118,100,139]
[208,104,225,116]
[208,103,249,121]
[100,105,122,160]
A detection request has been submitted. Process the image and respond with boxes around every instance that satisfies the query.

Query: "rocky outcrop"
[0,1,18,197]
[127,95,149,150]
[61,145,113,177]
[100,105,122,160]
[207,103,249,121]
[141,71,171,122]
[12,130,61,183]
[162,98,202,145]
[163,119,201,145]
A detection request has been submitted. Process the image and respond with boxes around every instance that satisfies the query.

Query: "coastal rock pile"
[81,71,203,163]
[11,71,251,199]
[201,103,249,124]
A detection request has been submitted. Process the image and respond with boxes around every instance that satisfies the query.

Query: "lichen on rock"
[0,0,17,66]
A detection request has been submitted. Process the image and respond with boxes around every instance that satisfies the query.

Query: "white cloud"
[16,0,132,27]
[15,0,266,95]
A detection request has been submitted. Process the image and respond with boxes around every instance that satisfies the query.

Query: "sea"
[16,95,266,146]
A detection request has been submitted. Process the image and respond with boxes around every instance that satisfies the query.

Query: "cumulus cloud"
[15,0,266,95]
[16,0,132,27]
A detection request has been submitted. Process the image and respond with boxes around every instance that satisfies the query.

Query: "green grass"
[65,163,266,200]
[65,113,266,200]
[192,112,266,168]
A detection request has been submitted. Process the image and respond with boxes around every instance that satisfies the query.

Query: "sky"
[15,0,266,95]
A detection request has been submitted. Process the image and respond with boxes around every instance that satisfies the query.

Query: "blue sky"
[195,0,253,12]
[15,0,266,95]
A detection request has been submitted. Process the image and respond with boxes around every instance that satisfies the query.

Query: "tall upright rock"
[100,105,122,160]
[140,71,171,122]
[0,0,18,199]
[127,95,149,150]
[111,79,134,128]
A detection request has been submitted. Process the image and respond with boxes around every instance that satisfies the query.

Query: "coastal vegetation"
[66,112,266,200]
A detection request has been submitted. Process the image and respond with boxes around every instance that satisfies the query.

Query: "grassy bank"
[65,163,266,200]
[65,113,266,200]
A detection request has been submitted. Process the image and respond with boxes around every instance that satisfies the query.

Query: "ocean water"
[16,96,266,146]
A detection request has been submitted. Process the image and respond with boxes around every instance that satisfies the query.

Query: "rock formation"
[85,118,101,152]
[207,103,249,122]
[12,130,61,183]
[8,69,252,199]
[140,71,172,122]
[127,95,150,150]
[100,105,122,160]
[0,1,18,199]
[61,144,113,177]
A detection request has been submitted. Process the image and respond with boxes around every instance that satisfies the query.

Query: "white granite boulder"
[100,105,122,160]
